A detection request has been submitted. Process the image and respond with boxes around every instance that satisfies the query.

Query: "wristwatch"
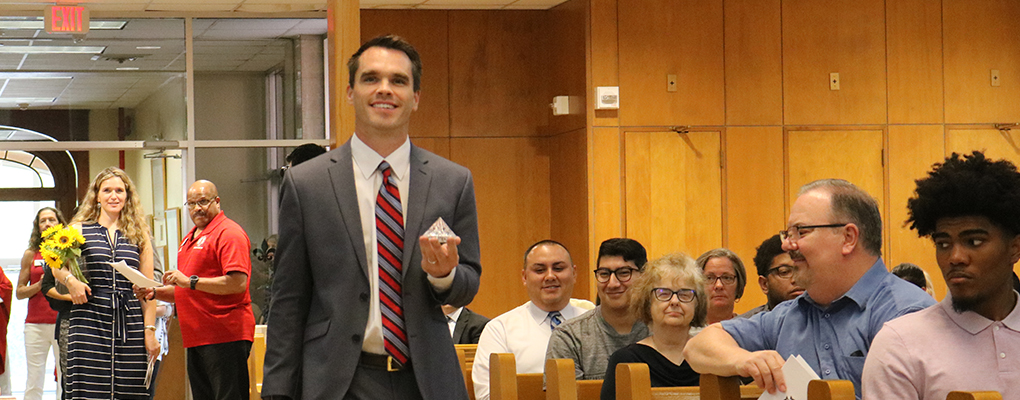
[190,275,199,290]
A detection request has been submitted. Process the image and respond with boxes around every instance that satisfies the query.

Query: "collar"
[446,306,464,321]
[351,132,411,181]
[186,211,226,244]
[527,301,565,326]
[800,259,887,310]
[942,290,1020,334]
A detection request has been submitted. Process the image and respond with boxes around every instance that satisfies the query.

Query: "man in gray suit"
[262,35,482,400]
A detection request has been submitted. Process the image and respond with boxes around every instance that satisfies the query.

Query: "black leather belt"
[359,352,410,372]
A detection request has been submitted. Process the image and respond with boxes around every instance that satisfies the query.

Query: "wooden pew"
[807,380,855,400]
[545,358,602,400]
[248,325,267,400]
[617,363,699,400]
[456,344,479,400]
[490,353,544,400]
[947,392,1003,400]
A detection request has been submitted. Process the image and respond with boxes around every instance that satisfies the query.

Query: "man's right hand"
[735,350,787,394]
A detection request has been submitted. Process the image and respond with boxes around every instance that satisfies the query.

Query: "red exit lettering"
[44,6,89,34]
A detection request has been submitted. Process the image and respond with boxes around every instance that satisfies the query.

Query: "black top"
[600,342,700,400]
[40,265,73,340]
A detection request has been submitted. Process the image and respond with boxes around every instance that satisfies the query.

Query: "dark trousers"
[342,363,423,400]
[186,340,252,400]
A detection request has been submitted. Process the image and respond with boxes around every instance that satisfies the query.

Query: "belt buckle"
[387,356,401,372]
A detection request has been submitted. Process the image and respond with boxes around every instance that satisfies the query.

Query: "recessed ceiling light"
[0,98,56,103]
[0,20,127,30]
[116,67,139,71]
[0,46,105,54]
[136,46,161,50]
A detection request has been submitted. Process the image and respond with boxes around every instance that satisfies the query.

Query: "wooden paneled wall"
[592,0,1020,308]
[361,1,589,319]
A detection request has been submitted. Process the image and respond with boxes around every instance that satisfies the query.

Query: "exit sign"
[44,5,90,34]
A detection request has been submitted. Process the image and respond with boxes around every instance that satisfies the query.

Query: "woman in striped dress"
[53,167,159,399]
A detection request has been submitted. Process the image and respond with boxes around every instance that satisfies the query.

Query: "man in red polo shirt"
[139,180,255,400]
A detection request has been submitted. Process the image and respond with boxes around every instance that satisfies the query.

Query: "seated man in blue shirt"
[683,179,935,399]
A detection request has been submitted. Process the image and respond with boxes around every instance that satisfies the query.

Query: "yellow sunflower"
[41,223,63,239]
[71,228,86,245]
[40,248,62,269]
[52,229,76,249]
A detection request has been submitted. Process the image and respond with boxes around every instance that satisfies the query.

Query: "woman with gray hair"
[696,248,748,324]
[600,253,707,399]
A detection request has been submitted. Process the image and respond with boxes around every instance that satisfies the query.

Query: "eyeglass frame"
[704,274,738,286]
[185,197,217,209]
[593,267,641,283]
[652,287,696,303]
[766,265,796,280]
[779,223,849,242]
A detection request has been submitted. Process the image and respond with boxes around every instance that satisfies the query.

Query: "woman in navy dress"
[54,167,158,399]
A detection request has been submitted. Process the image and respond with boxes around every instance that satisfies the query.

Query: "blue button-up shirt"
[722,259,935,399]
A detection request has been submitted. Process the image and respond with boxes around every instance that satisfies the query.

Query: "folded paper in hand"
[424,217,456,244]
[110,260,162,288]
[758,355,820,400]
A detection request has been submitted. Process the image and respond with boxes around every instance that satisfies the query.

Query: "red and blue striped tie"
[376,161,409,366]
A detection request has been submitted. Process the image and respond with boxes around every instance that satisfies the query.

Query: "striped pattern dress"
[67,222,148,399]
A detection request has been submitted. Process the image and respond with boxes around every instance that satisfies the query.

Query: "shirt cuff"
[427,266,457,291]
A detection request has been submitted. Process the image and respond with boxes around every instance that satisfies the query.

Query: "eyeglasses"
[766,265,795,280]
[652,288,696,303]
[185,198,215,209]
[705,274,737,286]
[779,223,848,242]
[593,267,640,283]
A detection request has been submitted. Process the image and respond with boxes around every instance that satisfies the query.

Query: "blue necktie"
[549,311,563,331]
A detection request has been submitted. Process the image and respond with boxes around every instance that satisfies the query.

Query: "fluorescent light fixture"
[136,46,162,50]
[3,76,73,80]
[0,20,127,30]
[0,98,55,103]
[0,46,105,54]
[116,67,139,71]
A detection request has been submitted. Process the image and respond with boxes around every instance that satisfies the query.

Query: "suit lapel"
[328,143,369,278]
[452,309,469,342]
[403,145,432,276]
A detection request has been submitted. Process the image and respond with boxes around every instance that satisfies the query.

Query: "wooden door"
[786,129,885,252]
[624,130,722,259]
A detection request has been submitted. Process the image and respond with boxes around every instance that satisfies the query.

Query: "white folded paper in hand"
[758,355,821,400]
[110,260,162,288]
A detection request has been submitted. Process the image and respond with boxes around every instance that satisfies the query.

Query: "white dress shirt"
[350,133,455,355]
[445,306,464,337]
[471,299,595,400]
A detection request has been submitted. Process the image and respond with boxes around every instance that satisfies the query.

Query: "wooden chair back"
[947,392,1003,400]
[544,358,603,400]
[490,353,544,400]
[807,380,855,400]
[247,325,267,400]
[457,344,479,369]
[617,363,699,400]
[456,344,479,400]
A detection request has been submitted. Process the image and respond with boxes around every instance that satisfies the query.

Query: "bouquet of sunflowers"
[39,224,88,284]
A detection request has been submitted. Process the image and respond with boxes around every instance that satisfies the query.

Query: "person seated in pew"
[472,240,595,400]
[600,253,706,400]
[862,152,1020,400]
[696,249,748,324]
[740,235,805,318]
[546,238,650,380]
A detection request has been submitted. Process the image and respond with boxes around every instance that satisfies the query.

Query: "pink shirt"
[862,293,1020,400]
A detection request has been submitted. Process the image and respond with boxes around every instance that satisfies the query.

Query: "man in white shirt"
[471,240,595,400]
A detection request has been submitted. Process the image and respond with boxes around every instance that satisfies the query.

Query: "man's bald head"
[187,180,221,229]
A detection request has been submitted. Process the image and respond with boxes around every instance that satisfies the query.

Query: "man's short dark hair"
[753,234,785,277]
[523,239,570,268]
[596,238,648,270]
[286,143,326,167]
[800,179,883,256]
[347,34,422,92]
[891,263,927,290]
[907,151,1020,237]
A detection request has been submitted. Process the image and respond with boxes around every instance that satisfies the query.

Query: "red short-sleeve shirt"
[176,211,255,348]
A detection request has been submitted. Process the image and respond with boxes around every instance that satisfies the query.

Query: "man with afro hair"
[862,151,1020,400]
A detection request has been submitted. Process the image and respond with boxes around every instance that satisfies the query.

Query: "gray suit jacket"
[262,142,481,400]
